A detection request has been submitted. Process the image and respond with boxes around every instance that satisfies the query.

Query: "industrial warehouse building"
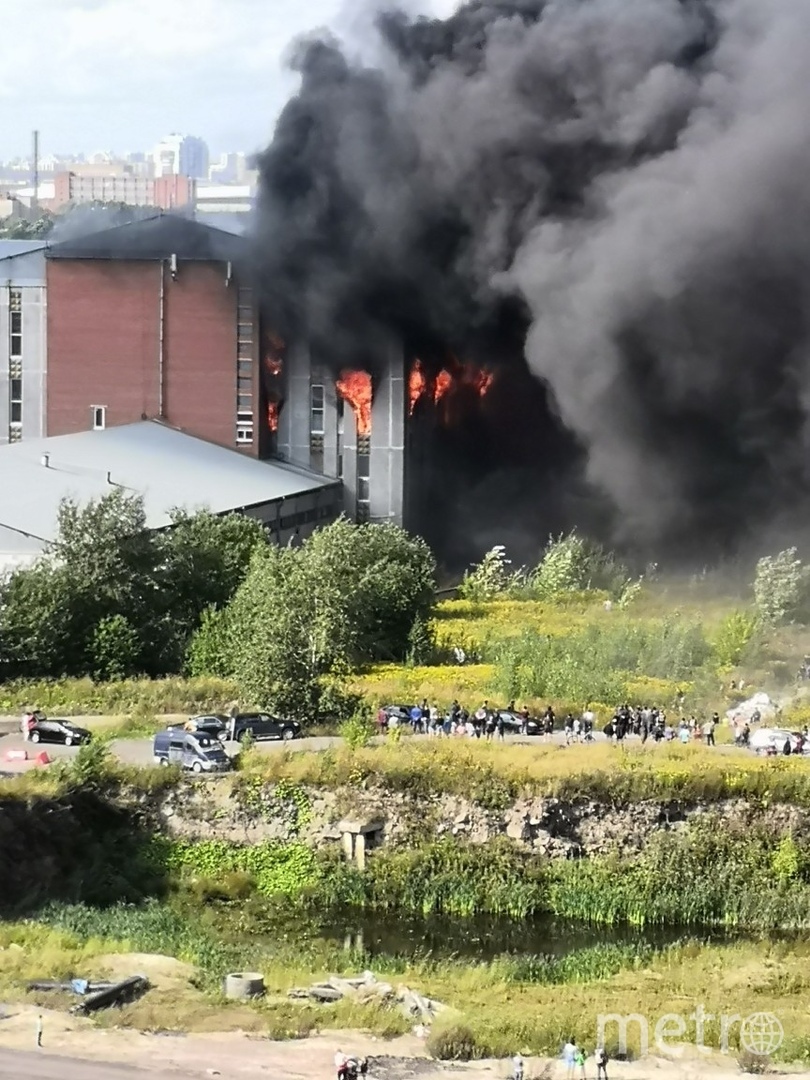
[0,422,342,572]
[0,214,432,549]
[0,240,48,444]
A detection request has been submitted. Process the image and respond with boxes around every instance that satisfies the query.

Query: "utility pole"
[32,129,39,210]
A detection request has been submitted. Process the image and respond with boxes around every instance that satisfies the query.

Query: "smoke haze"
[254,0,810,558]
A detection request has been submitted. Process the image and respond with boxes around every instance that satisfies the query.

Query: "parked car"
[376,705,412,730]
[232,713,301,742]
[153,730,231,773]
[170,715,228,740]
[749,728,804,755]
[493,710,543,735]
[29,719,92,746]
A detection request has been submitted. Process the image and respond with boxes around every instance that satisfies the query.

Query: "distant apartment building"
[152,135,209,180]
[194,183,254,215]
[50,171,195,211]
[209,152,250,184]
[0,242,47,444]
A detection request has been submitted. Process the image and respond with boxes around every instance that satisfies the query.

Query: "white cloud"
[0,0,459,159]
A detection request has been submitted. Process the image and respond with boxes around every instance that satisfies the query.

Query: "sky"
[0,0,456,161]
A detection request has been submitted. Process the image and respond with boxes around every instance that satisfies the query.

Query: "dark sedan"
[29,719,92,746]
[232,713,301,742]
[494,711,542,735]
[178,714,229,740]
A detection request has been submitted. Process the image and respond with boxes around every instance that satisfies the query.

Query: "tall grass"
[240,738,810,808]
[492,620,711,704]
[0,675,237,716]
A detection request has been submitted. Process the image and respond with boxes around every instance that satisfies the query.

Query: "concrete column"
[321,372,340,480]
[341,831,355,862]
[355,831,367,872]
[342,399,358,518]
[369,341,406,526]
[276,339,311,468]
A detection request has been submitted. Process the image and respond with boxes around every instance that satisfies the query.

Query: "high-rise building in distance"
[151,135,209,180]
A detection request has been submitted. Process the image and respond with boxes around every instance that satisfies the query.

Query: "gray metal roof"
[0,243,46,285]
[0,240,48,259]
[47,215,247,262]
[0,422,338,560]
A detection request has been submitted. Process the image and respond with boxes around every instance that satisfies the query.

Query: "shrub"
[753,548,806,625]
[737,1050,771,1074]
[458,546,517,601]
[427,1022,479,1061]
[713,611,760,668]
[339,712,373,750]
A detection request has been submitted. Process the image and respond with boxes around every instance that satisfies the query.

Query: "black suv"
[232,713,301,742]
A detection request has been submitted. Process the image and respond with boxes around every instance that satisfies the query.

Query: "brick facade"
[47,261,161,435]
[46,259,254,452]
[163,262,239,449]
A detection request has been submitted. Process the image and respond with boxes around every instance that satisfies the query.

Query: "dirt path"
[0,1010,806,1080]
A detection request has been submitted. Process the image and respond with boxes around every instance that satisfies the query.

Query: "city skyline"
[0,0,457,162]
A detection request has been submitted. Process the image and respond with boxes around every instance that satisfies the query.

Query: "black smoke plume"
[253,0,810,560]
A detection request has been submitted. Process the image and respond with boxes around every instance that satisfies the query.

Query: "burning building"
[252,0,810,564]
[273,344,502,530]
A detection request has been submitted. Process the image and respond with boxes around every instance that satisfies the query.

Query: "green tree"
[458,545,515,601]
[200,518,436,720]
[158,510,268,670]
[52,490,162,672]
[0,493,268,681]
[753,548,807,625]
[91,614,140,681]
[0,215,53,239]
[0,561,75,677]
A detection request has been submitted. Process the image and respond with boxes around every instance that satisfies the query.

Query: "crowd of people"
[605,704,721,745]
[376,698,732,746]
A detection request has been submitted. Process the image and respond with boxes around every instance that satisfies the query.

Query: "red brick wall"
[163,261,237,448]
[47,260,161,435]
[153,175,195,209]
[46,259,243,450]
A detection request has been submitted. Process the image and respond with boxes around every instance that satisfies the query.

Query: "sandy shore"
[0,1005,806,1080]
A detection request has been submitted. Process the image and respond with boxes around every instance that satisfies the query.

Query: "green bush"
[753,548,808,625]
[339,712,373,749]
[712,611,760,668]
[427,1022,480,1061]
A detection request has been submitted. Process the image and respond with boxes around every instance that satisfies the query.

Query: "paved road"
[0,724,579,771]
[0,1047,202,1079]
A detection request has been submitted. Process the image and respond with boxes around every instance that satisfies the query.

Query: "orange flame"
[466,367,494,397]
[409,358,428,416]
[434,369,453,404]
[407,357,494,416]
[267,402,280,432]
[336,369,372,435]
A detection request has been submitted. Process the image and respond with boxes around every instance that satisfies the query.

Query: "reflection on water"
[315,910,736,961]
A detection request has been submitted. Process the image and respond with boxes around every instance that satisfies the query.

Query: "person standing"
[513,1053,524,1080]
[335,1049,348,1080]
[35,1013,43,1048]
[595,1046,608,1080]
[575,1044,586,1079]
[563,1037,577,1080]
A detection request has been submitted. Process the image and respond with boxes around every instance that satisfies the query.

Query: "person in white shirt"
[335,1050,348,1080]
[563,1039,577,1080]
[513,1053,524,1080]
